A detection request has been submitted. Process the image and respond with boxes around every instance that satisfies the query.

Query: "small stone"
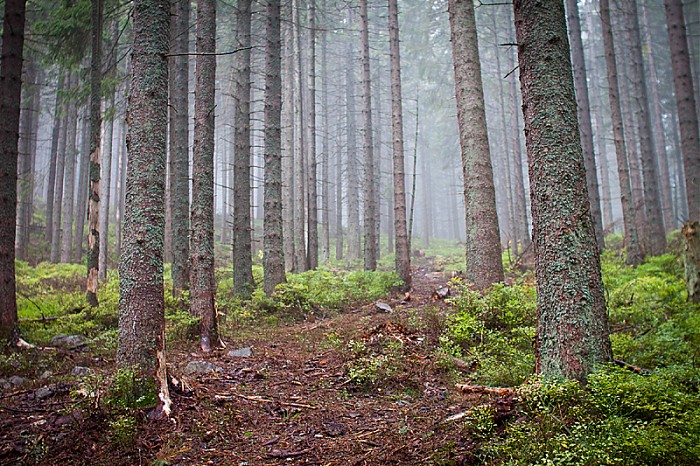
[183,360,223,375]
[375,301,393,313]
[71,366,91,377]
[9,376,27,386]
[0,378,10,390]
[50,334,87,349]
[227,347,253,358]
[35,386,55,400]
[39,370,53,380]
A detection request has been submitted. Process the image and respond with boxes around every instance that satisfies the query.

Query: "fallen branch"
[614,358,652,375]
[456,384,515,396]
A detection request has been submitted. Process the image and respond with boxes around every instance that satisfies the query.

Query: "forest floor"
[0,259,519,465]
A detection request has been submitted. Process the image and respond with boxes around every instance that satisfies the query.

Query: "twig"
[614,358,652,375]
[456,384,515,396]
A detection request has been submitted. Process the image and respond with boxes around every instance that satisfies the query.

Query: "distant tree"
[292,0,307,271]
[345,10,361,263]
[86,0,104,307]
[320,0,331,265]
[233,0,254,297]
[60,71,79,264]
[0,0,27,345]
[306,0,319,270]
[447,0,504,290]
[51,71,70,264]
[360,0,377,271]
[600,0,643,265]
[263,0,286,296]
[281,0,295,272]
[118,0,171,419]
[514,0,612,381]
[169,0,191,298]
[388,0,411,290]
[46,72,66,246]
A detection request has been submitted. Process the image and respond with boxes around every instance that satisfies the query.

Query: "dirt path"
[1,263,513,465]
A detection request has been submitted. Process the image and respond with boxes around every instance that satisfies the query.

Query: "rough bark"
[169,0,190,297]
[16,60,38,262]
[682,221,700,303]
[233,0,254,297]
[0,0,26,344]
[565,0,604,251]
[281,0,295,272]
[360,0,377,271]
[448,0,504,290]
[292,0,307,272]
[320,0,330,265]
[665,0,700,224]
[306,0,318,270]
[86,0,104,307]
[190,0,220,352]
[264,0,286,296]
[600,0,643,265]
[514,0,612,382]
[118,0,171,419]
[388,0,411,290]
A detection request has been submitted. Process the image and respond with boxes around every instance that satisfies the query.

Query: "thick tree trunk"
[306,0,318,270]
[190,0,220,352]
[169,0,190,297]
[264,0,286,296]
[86,0,104,306]
[514,0,612,382]
[233,0,254,297]
[281,0,295,272]
[320,0,330,266]
[118,0,171,420]
[600,0,643,265]
[565,0,604,251]
[359,0,377,271]
[682,221,700,303]
[292,0,307,272]
[448,0,504,290]
[0,0,26,344]
[665,0,700,224]
[388,0,411,290]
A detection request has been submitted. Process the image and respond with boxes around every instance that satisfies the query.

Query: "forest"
[0,0,699,464]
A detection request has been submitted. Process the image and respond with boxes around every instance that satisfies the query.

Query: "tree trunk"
[448,0,504,290]
[118,0,171,420]
[264,0,286,296]
[73,117,90,263]
[335,106,344,261]
[86,0,104,306]
[514,0,612,382]
[281,0,295,272]
[359,0,377,271]
[46,72,66,245]
[190,0,220,352]
[98,98,114,281]
[345,12,360,264]
[320,0,330,265]
[0,0,26,344]
[169,0,190,297]
[292,0,307,272]
[665,0,700,224]
[388,0,411,290]
[565,0,604,251]
[233,0,254,297]
[600,0,643,265]
[682,221,700,303]
[306,0,318,270]
[60,73,79,264]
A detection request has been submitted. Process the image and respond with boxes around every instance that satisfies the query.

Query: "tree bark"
[264,0,286,296]
[169,0,191,297]
[682,221,700,303]
[0,0,26,344]
[514,0,612,382]
[292,0,307,272]
[345,11,360,264]
[73,116,90,263]
[60,72,79,264]
[448,0,504,290]
[306,0,318,270]
[388,0,411,290]
[600,0,644,265]
[281,0,295,272]
[86,0,104,306]
[118,0,171,419]
[320,0,330,265]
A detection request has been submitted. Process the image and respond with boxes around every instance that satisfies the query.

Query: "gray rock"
[39,370,53,380]
[70,366,91,377]
[50,334,87,349]
[0,378,11,390]
[35,386,55,400]
[183,360,223,375]
[228,347,253,358]
[9,376,27,386]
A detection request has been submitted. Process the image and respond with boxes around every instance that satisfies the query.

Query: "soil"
[0,262,518,465]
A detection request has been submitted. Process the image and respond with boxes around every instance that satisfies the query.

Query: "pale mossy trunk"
[60,73,79,264]
[46,73,67,245]
[281,0,295,272]
[233,0,254,297]
[0,0,26,345]
[306,0,319,271]
[190,0,221,352]
[320,0,331,266]
[263,0,286,296]
[600,0,643,266]
[86,0,104,307]
[168,0,191,298]
[448,0,504,290]
[388,0,411,290]
[50,73,70,264]
[345,16,361,264]
[359,0,377,271]
[514,0,612,382]
[664,0,700,224]
[682,222,700,303]
[292,0,307,272]
[118,0,171,419]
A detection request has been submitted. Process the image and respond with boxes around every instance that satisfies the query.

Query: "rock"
[50,334,87,349]
[35,386,55,400]
[227,347,253,358]
[39,370,53,380]
[375,301,393,313]
[183,360,223,375]
[0,378,11,390]
[70,366,91,377]
[9,376,27,386]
